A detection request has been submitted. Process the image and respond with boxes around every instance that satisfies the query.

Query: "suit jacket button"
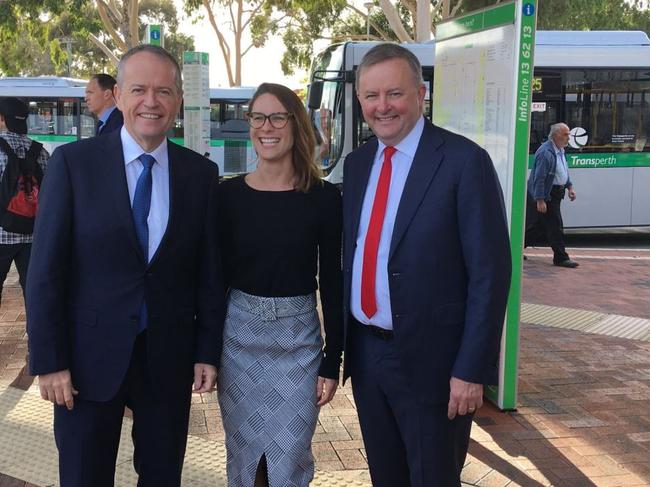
[130,316,139,325]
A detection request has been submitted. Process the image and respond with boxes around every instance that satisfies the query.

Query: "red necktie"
[361,146,396,319]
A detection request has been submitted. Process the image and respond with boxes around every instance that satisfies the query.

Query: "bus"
[0,77,256,176]
[307,31,650,229]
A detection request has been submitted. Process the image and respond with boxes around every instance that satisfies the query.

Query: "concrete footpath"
[1,244,649,486]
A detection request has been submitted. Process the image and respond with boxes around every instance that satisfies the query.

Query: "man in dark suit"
[343,44,511,486]
[85,73,124,135]
[27,45,224,486]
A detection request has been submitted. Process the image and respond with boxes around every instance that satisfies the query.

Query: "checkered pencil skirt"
[217,288,323,487]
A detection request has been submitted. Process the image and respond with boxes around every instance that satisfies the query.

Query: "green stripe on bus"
[436,2,516,41]
[527,152,650,169]
[29,134,77,142]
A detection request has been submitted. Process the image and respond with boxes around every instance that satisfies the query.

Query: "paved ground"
[1,243,650,486]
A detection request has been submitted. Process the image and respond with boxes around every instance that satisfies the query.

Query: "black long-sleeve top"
[218,175,343,379]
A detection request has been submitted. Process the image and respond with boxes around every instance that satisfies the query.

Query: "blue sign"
[523,3,535,16]
[151,30,160,40]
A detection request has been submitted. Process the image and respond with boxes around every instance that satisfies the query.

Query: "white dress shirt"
[120,126,170,262]
[351,116,425,330]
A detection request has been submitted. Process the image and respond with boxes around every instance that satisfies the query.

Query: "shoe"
[554,259,579,268]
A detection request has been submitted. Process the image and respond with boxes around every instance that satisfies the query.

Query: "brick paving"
[1,244,650,486]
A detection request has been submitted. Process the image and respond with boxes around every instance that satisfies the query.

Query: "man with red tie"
[342,44,511,486]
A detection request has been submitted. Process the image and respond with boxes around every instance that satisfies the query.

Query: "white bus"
[0,77,256,175]
[307,31,650,229]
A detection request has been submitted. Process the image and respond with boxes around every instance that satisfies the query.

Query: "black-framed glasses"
[245,111,293,129]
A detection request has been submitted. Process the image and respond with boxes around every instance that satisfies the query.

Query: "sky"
[174,2,314,89]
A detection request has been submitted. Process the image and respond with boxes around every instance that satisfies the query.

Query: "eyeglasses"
[245,112,293,129]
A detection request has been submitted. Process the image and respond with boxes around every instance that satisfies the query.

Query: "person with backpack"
[0,97,49,305]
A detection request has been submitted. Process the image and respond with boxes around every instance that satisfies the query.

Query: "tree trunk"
[378,0,413,42]
[416,0,431,41]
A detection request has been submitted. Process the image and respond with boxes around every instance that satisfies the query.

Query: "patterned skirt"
[217,288,323,487]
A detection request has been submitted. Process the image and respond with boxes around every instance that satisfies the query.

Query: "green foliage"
[273,0,650,76]
[537,0,650,32]
[0,0,194,78]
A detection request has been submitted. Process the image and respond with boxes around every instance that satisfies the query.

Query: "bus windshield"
[310,45,345,171]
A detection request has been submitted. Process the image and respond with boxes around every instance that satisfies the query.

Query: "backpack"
[0,137,44,234]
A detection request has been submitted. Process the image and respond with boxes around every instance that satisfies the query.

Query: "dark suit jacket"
[97,107,124,135]
[342,120,512,405]
[27,130,224,402]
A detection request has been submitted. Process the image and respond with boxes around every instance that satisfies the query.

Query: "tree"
[0,0,193,77]
[537,0,650,32]
[274,0,650,76]
[183,0,271,87]
[260,1,499,76]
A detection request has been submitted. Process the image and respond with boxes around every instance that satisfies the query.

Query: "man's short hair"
[91,73,117,92]
[548,123,568,139]
[117,45,182,94]
[356,43,424,91]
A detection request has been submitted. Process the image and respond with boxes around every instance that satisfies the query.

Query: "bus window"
[58,99,78,136]
[564,70,650,153]
[210,102,222,136]
[530,70,562,151]
[27,100,56,135]
[80,101,96,139]
[224,102,247,121]
[318,80,343,168]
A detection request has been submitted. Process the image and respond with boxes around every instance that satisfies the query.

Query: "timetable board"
[433,0,538,410]
[183,52,211,159]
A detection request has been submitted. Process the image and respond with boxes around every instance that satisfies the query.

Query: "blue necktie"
[96,120,104,135]
[132,154,155,332]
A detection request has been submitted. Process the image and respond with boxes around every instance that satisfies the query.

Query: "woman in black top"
[217,83,343,487]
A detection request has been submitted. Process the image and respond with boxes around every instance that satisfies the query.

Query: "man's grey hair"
[548,122,569,139]
[117,44,183,94]
[355,43,424,91]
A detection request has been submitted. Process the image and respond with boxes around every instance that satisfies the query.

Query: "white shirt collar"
[120,126,169,168]
[550,139,564,155]
[376,116,425,159]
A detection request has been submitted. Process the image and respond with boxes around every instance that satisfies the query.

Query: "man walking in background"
[525,122,579,268]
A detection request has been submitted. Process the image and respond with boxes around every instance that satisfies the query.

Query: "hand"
[447,377,483,420]
[193,363,217,393]
[38,369,78,410]
[536,200,547,214]
[568,188,576,201]
[316,376,338,406]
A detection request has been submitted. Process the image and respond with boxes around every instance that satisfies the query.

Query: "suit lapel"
[348,139,378,242]
[96,132,144,260]
[389,121,445,261]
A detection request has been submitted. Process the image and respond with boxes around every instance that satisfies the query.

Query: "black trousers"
[0,242,32,303]
[524,186,570,264]
[54,333,192,487]
[349,319,473,487]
